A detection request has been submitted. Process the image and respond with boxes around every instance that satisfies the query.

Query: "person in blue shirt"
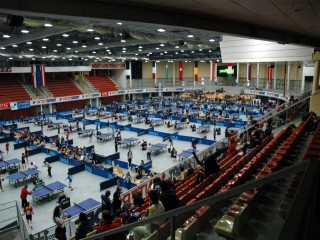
[65,174,73,191]
[101,190,112,212]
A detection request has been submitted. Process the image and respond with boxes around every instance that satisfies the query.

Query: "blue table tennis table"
[151,143,167,155]
[6,169,41,187]
[32,181,67,202]
[0,158,20,170]
[197,125,210,133]
[97,133,114,142]
[178,149,199,162]
[48,122,64,130]
[78,129,95,137]
[132,117,144,124]
[175,122,187,130]
[152,119,163,126]
[62,198,101,218]
[118,137,140,147]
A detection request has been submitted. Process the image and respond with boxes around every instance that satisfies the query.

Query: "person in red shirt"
[24,202,34,229]
[227,139,237,156]
[95,210,125,240]
[20,185,32,208]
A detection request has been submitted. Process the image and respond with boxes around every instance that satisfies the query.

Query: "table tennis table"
[152,119,163,126]
[132,117,145,124]
[0,158,20,170]
[32,181,67,202]
[116,114,127,121]
[88,110,98,116]
[34,119,51,126]
[175,122,187,130]
[178,149,199,162]
[197,125,210,134]
[151,143,167,155]
[6,169,41,187]
[118,137,140,147]
[48,122,64,130]
[97,133,114,142]
[100,111,111,119]
[78,129,95,137]
[62,198,101,218]
[63,125,77,132]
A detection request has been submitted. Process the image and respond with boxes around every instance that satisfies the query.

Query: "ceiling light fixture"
[27,42,32,45]
[29,48,33,51]
[87,27,94,32]
[72,41,78,44]
[12,44,18,47]
[44,23,53,27]
[1,47,6,50]
[43,38,49,41]
[94,37,100,40]
[157,28,165,32]
[62,34,69,37]
[187,34,194,38]
[66,47,71,50]
[160,44,164,47]
[121,39,126,43]
[42,46,47,49]
[9,57,13,60]
[98,43,103,45]
[82,45,87,48]
[53,50,57,52]
[117,22,122,25]
[21,29,29,34]
[3,34,10,38]
[209,39,215,42]
[138,46,143,49]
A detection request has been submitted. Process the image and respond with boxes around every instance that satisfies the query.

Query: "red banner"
[179,61,183,81]
[0,102,10,109]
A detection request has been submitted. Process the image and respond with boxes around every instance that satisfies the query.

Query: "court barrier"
[0,201,19,234]
[100,176,119,191]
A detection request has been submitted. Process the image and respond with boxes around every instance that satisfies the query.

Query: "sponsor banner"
[244,89,289,101]
[0,102,10,109]
[91,63,125,69]
[15,101,30,110]
[0,67,12,73]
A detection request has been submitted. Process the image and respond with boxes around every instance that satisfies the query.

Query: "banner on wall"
[194,61,199,81]
[244,89,289,101]
[0,67,12,73]
[178,61,183,81]
[91,63,125,69]
[152,61,156,80]
[0,102,10,109]
[10,101,30,110]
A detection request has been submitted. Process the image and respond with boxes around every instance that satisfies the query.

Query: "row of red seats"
[214,115,313,239]
[86,76,118,93]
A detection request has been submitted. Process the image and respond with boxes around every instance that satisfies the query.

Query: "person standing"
[24,202,34,229]
[213,127,216,140]
[124,172,131,190]
[65,174,73,191]
[147,143,152,161]
[101,190,112,212]
[53,206,67,240]
[127,149,133,169]
[5,142,9,155]
[24,147,29,163]
[112,187,122,213]
[114,140,118,153]
[0,175,4,192]
[43,162,52,178]
[57,124,60,134]
[21,153,27,170]
[169,139,173,149]
[75,212,93,240]
[20,185,32,208]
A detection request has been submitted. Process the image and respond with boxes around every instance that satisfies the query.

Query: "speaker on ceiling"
[7,15,24,27]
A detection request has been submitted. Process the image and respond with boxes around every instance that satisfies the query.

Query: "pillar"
[301,61,305,93]
[129,61,132,88]
[287,62,291,93]
[273,63,277,90]
[310,51,320,114]
[173,62,175,87]
[49,104,53,114]
[257,63,260,88]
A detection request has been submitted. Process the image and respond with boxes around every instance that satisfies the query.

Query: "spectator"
[132,191,144,208]
[75,212,93,240]
[151,177,162,192]
[127,149,133,169]
[175,166,186,182]
[132,190,165,240]
[227,139,237,155]
[186,163,194,176]
[192,151,220,178]
[101,190,112,212]
[124,172,131,190]
[112,187,122,213]
[95,210,124,240]
[53,206,67,240]
[159,180,180,212]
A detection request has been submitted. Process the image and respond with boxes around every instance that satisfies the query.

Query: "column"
[236,62,239,84]
[49,104,53,114]
[301,61,305,93]
[129,61,132,88]
[257,63,260,88]
[310,51,320,114]
[273,63,277,90]
[40,105,43,114]
[287,62,291,93]
[172,61,175,87]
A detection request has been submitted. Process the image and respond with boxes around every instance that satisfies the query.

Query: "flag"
[165,61,169,80]
[247,63,251,81]
[227,63,233,81]
[31,64,46,88]
[152,61,156,80]
[178,61,183,81]
[210,60,215,81]
[194,61,199,81]
[267,64,273,82]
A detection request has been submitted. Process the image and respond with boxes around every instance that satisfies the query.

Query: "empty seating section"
[45,75,82,97]
[303,123,320,160]
[214,116,313,239]
[86,76,118,94]
[0,75,31,102]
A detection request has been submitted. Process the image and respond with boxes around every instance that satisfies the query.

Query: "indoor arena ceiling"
[0,0,319,65]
